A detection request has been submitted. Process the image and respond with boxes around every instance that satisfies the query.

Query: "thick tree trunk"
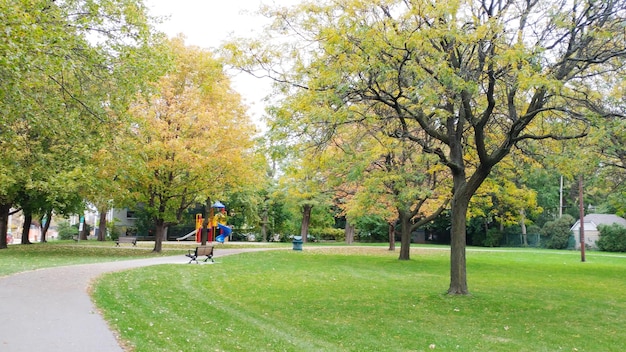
[345,220,355,244]
[98,208,107,241]
[78,214,89,240]
[80,219,89,240]
[448,194,470,295]
[40,210,52,243]
[21,212,33,244]
[388,222,395,251]
[398,212,411,260]
[153,219,166,252]
[300,204,312,243]
[0,203,9,249]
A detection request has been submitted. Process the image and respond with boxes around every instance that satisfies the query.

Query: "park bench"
[186,246,214,264]
[115,236,137,247]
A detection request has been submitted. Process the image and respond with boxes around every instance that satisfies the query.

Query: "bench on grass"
[115,236,137,247]
[186,246,214,264]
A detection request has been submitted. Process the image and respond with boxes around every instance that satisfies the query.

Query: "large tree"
[277,155,334,243]
[127,37,260,252]
[0,0,164,249]
[587,74,626,216]
[317,125,450,259]
[226,0,626,294]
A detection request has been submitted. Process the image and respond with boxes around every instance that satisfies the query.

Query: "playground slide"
[215,224,232,243]
[176,230,197,241]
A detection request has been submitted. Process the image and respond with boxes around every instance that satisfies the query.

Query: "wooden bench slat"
[185,246,214,263]
[115,236,137,246]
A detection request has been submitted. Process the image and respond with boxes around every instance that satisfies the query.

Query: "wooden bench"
[186,246,214,264]
[115,236,137,246]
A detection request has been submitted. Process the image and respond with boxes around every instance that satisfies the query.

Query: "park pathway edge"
[0,247,275,352]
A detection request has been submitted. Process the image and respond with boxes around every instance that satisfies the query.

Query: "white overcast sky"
[144,0,303,127]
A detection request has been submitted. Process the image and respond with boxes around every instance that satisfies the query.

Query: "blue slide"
[215,224,232,243]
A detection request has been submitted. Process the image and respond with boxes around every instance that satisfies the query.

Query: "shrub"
[107,219,120,240]
[527,224,541,235]
[484,228,503,247]
[57,221,78,240]
[310,228,345,241]
[541,214,575,249]
[469,224,502,247]
[597,223,626,252]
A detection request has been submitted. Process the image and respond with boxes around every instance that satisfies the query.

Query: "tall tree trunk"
[448,193,470,295]
[80,218,89,240]
[261,205,269,242]
[388,222,395,251]
[40,210,52,243]
[0,203,9,249]
[398,212,412,260]
[21,211,33,244]
[345,220,355,244]
[300,204,312,243]
[97,207,107,241]
[153,219,166,252]
[520,209,528,247]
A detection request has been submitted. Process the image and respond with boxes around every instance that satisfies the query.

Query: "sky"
[144,0,302,127]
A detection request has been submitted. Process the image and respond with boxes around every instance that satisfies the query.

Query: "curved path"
[0,247,274,352]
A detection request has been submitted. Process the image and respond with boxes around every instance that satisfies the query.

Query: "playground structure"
[176,201,232,243]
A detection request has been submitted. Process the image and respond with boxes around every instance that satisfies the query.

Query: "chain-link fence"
[501,233,542,247]
[500,233,577,249]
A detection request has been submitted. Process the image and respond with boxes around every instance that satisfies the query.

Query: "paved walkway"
[0,247,274,352]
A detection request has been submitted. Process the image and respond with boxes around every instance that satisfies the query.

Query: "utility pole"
[578,175,586,262]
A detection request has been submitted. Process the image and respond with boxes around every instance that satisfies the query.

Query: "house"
[110,208,138,232]
[571,214,626,249]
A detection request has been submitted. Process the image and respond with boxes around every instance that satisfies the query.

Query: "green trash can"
[292,236,303,251]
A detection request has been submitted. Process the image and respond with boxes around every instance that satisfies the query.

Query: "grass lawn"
[92,247,626,352]
[0,240,185,276]
[0,240,287,277]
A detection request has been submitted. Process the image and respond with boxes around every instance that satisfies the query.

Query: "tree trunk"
[21,211,33,244]
[398,212,411,260]
[448,192,470,295]
[40,210,52,243]
[153,219,166,252]
[80,219,89,240]
[97,207,107,241]
[261,206,269,242]
[520,209,528,247]
[300,204,312,243]
[0,203,9,249]
[388,222,395,251]
[484,220,489,238]
[345,220,355,244]
[80,225,87,240]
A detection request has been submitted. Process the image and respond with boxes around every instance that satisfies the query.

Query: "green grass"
[91,247,626,352]
[0,239,219,276]
[0,241,183,276]
[0,240,285,277]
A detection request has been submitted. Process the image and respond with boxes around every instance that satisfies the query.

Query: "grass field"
[90,247,626,352]
[0,240,271,277]
[0,241,171,276]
